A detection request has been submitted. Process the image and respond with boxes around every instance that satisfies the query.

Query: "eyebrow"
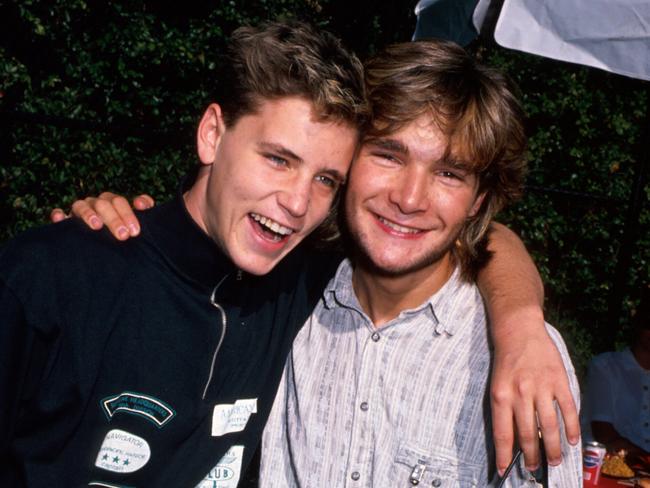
[439,156,474,173]
[367,138,474,172]
[257,141,346,183]
[365,138,409,156]
[257,142,302,162]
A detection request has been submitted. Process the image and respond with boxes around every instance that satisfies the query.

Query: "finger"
[92,198,130,240]
[511,384,539,471]
[50,208,68,223]
[491,386,516,476]
[536,396,562,466]
[70,199,103,230]
[133,194,154,210]
[556,384,580,445]
[107,194,141,236]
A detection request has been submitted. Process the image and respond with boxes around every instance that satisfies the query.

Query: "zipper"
[201,274,230,400]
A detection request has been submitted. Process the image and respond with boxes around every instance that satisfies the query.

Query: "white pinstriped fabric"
[261,260,582,487]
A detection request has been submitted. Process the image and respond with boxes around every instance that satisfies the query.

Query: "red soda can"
[583,441,607,485]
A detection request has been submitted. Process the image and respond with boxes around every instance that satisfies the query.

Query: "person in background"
[581,287,650,461]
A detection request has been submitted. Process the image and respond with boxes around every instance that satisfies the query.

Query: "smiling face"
[345,114,485,281]
[185,97,358,275]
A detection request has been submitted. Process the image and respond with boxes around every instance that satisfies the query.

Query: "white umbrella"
[415,0,650,81]
[475,0,650,81]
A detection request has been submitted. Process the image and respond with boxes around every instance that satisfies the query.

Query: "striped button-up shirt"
[261,259,582,487]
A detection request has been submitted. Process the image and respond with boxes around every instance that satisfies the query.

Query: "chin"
[240,260,278,276]
[358,245,449,278]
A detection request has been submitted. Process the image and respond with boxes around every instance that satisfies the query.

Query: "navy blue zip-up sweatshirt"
[0,191,337,487]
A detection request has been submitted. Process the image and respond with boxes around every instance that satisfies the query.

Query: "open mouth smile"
[250,213,295,242]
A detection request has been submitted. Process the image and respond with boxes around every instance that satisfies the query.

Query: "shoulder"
[2,218,131,265]
[0,219,137,300]
[589,349,630,371]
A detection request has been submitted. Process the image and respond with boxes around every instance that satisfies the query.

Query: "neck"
[352,252,454,328]
[183,167,210,234]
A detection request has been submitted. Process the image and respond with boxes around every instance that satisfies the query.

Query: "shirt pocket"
[393,441,484,487]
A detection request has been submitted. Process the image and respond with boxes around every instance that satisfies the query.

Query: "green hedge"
[486,49,649,375]
[1,0,648,376]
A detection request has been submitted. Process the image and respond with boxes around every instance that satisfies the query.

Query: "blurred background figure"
[581,286,650,461]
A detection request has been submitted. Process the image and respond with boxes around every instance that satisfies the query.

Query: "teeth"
[379,217,421,234]
[250,213,293,236]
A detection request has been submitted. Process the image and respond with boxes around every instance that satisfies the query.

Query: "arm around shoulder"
[477,223,580,473]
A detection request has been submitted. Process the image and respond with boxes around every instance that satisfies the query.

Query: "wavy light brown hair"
[362,39,527,278]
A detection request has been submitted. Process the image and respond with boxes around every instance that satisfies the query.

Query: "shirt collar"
[323,258,472,336]
[138,169,237,290]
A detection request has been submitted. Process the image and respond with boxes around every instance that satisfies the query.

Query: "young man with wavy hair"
[260,39,582,487]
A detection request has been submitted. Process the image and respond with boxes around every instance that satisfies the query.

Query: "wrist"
[490,304,546,351]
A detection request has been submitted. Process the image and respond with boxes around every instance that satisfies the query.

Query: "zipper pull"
[236,269,243,281]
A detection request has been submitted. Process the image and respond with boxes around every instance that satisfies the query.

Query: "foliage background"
[1,0,648,378]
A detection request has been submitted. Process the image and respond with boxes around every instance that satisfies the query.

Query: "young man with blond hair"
[260,39,582,486]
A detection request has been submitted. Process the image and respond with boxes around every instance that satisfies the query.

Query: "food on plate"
[602,450,635,478]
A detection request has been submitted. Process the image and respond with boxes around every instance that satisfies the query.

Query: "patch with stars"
[101,391,175,428]
[94,429,151,474]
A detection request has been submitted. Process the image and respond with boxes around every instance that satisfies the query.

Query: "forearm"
[477,221,544,345]
[479,223,580,471]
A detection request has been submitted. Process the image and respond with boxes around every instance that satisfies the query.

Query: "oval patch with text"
[95,429,151,474]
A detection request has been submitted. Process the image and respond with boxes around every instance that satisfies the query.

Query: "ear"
[468,192,486,218]
[196,103,227,165]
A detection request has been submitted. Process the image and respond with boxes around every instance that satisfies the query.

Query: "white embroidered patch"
[195,445,244,488]
[94,429,151,473]
[211,398,257,437]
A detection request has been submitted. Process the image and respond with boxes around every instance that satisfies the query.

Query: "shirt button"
[645,405,649,410]
[351,471,360,481]
[431,479,442,487]
[645,385,649,391]
[371,332,380,342]
[360,402,369,411]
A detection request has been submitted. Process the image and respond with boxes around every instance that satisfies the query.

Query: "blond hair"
[363,40,527,278]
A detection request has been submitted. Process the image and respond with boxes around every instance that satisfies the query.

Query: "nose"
[278,175,311,218]
[389,166,430,214]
